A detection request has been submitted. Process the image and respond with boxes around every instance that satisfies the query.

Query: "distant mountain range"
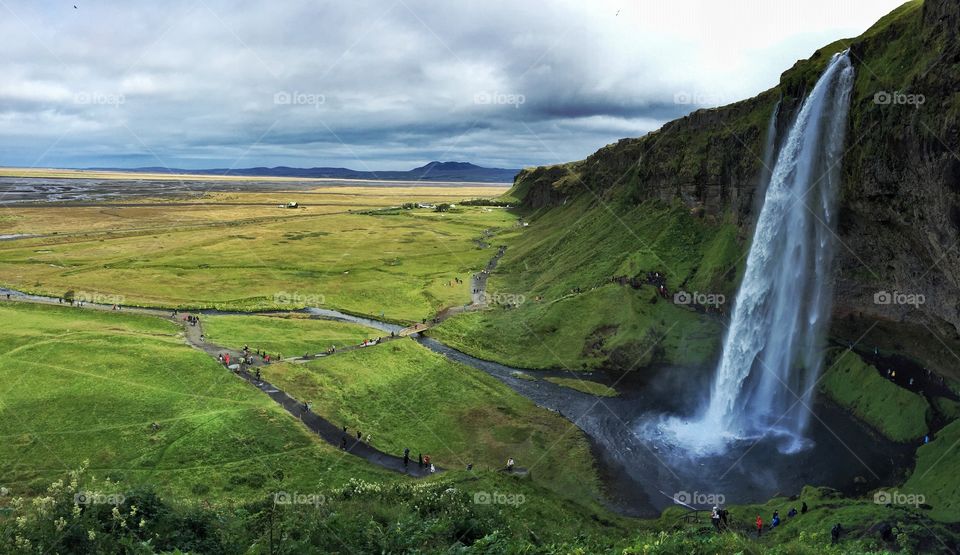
[87,161,520,184]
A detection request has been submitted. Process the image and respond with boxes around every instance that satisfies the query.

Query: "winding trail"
[0,287,437,476]
[0,239,931,516]
[0,245,510,477]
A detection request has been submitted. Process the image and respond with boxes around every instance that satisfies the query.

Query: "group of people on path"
[339,426,372,451]
[401,447,436,473]
[750,501,830,540]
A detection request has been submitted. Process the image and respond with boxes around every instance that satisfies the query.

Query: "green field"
[0,301,392,503]
[258,338,601,502]
[0,195,514,322]
[202,313,375,356]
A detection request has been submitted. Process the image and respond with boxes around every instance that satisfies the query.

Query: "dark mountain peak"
[413,161,482,172]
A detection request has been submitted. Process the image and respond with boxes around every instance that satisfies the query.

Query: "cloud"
[0,0,906,170]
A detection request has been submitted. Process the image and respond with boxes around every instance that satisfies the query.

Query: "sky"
[0,0,908,171]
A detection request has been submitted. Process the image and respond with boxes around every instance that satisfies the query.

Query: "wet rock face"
[834,0,960,333]
[512,0,960,333]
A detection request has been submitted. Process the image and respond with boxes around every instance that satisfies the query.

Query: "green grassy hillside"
[0,302,391,503]
[259,338,601,502]
[819,349,931,442]
[432,197,737,371]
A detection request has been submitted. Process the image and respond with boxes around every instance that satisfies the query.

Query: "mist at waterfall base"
[642,52,856,464]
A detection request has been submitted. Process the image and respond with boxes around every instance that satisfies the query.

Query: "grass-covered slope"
[904,418,960,522]
[258,338,601,502]
[819,348,930,442]
[0,302,390,502]
[432,196,737,371]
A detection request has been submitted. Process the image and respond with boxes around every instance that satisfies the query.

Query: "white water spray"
[664,51,855,454]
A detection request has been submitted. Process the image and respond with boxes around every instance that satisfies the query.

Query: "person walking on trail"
[429,463,436,473]
[356,430,362,441]
[756,515,763,537]
[340,436,347,450]
[418,453,423,468]
[801,501,808,514]
[711,506,721,532]
[506,457,514,472]
[403,448,410,468]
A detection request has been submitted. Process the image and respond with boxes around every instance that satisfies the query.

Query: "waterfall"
[701,51,854,450]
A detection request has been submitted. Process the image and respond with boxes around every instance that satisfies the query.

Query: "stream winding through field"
[0,284,914,517]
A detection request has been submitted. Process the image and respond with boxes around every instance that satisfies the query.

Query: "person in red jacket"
[756,515,763,537]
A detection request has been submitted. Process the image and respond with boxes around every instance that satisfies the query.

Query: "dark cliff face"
[508,0,960,333]
[835,0,960,333]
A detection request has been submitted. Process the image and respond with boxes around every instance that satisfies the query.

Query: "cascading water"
[703,51,855,450]
[660,51,855,454]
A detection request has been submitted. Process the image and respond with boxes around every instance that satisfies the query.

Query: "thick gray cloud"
[0,0,905,170]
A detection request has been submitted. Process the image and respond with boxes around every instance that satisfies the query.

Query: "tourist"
[403,448,410,467]
[418,453,423,468]
[801,501,808,514]
[770,510,780,529]
[506,457,514,472]
[711,506,721,532]
[356,430,362,440]
[831,523,843,544]
[340,436,347,450]
[424,454,431,468]
[756,515,763,537]
[787,507,798,518]
[466,463,473,471]
[429,463,436,473]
